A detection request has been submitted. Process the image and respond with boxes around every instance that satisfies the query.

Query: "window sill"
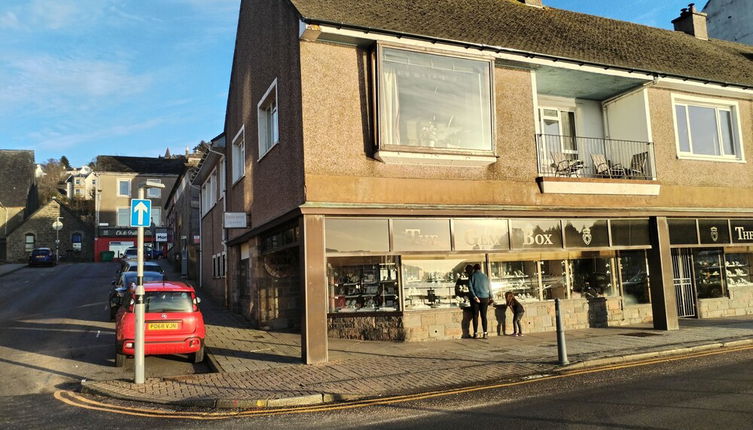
[537,176,660,196]
[375,150,497,167]
[676,154,745,163]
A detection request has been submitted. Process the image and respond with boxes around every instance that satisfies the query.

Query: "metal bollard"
[555,298,569,366]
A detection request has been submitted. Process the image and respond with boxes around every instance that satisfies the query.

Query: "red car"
[114,281,206,367]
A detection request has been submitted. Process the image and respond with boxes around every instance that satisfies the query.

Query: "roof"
[95,155,186,175]
[0,150,35,207]
[289,0,753,88]
[142,281,195,292]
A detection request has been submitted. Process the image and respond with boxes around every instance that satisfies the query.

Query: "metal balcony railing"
[536,134,655,180]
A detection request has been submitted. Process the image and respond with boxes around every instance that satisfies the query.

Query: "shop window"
[489,259,540,303]
[325,218,389,253]
[377,46,494,153]
[725,252,753,288]
[258,79,279,159]
[619,250,651,305]
[610,219,650,247]
[541,259,569,300]
[328,256,399,313]
[673,95,743,161]
[668,218,698,245]
[694,249,726,298]
[569,255,617,299]
[24,233,35,252]
[401,255,483,310]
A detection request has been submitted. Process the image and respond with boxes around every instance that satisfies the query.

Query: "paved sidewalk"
[0,263,26,277]
[82,261,753,408]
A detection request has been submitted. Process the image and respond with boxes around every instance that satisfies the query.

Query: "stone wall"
[328,314,405,341]
[606,300,654,326]
[698,287,753,318]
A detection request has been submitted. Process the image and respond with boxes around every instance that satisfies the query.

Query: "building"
[0,150,38,261]
[93,155,185,260]
[217,0,753,363]
[164,147,204,281]
[65,166,97,200]
[192,134,230,309]
[703,0,753,44]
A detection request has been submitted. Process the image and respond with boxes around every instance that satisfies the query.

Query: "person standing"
[455,264,474,338]
[506,292,525,336]
[469,263,491,339]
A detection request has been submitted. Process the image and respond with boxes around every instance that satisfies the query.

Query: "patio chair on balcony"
[550,152,584,177]
[591,153,626,178]
[627,151,650,179]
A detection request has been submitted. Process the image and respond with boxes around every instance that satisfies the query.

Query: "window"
[117,179,131,197]
[150,207,161,227]
[75,179,81,185]
[117,208,130,226]
[258,79,279,158]
[673,95,743,161]
[219,159,226,195]
[146,179,162,198]
[24,233,35,252]
[377,46,494,152]
[539,107,577,153]
[231,126,245,183]
[74,189,82,195]
[201,169,217,215]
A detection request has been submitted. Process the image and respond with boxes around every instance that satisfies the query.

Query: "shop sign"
[98,227,146,237]
[730,219,753,243]
[610,219,650,247]
[698,219,730,244]
[392,219,451,252]
[453,219,509,251]
[668,218,698,245]
[224,212,247,229]
[564,219,609,248]
[325,218,389,253]
[155,232,168,242]
[510,219,562,249]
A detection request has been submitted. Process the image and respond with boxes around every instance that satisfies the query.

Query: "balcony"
[535,134,660,195]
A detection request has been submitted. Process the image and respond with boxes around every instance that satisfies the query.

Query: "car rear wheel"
[191,345,205,363]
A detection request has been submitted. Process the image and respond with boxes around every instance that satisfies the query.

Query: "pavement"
[0,263,26,278]
[76,261,753,409]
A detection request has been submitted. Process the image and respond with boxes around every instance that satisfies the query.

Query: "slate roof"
[0,150,35,207]
[95,156,186,175]
[289,0,753,88]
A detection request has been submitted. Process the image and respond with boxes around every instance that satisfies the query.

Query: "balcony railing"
[536,134,655,180]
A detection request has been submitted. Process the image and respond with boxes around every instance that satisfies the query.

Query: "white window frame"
[116,207,130,226]
[671,93,745,163]
[201,168,217,216]
[151,207,162,227]
[146,179,162,198]
[24,233,35,252]
[231,126,245,184]
[258,79,279,160]
[117,178,131,197]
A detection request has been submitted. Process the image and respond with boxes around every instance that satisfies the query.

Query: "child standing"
[505,292,525,336]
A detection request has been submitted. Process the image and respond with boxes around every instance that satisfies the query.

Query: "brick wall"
[698,287,753,318]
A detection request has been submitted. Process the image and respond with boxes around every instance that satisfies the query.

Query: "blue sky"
[0,0,695,167]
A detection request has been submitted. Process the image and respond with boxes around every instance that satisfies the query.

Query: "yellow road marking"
[54,343,753,420]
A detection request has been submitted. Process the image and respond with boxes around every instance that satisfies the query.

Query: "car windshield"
[145,291,193,313]
[124,249,137,256]
[121,272,164,285]
[127,263,163,273]
[31,249,51,256]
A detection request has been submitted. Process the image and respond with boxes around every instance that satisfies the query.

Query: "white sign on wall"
[224,212,248,229]
[155,232,168,242]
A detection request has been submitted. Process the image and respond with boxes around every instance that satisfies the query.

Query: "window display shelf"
[330,261,400,313]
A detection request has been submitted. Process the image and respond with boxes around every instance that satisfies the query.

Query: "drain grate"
[621,332,662,337]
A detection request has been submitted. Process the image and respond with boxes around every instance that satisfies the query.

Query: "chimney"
[671,3,708,40]
[518,0,543,7]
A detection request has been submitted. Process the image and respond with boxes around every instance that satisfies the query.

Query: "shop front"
[94,226,168,262]
[668,218,753,319]
[325,217,655,341]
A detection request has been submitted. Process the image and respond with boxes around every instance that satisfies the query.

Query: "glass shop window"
[725,252,753,288]
[569,255,617,299]
[488,259,540,303]
[401,255,483,310]
[328,256,399,313]
[619,250,651,305]
[694,249,726,298]
[540,259,568,300]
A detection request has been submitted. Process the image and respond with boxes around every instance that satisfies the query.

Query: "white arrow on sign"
[134,201,149,225]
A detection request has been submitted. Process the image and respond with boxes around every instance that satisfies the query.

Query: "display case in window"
[541,260,568,300]
[402,257,482,310]
[328,258,399,313]
[725,253,753,288]
[693,249,726,298]
[489,261,539,302]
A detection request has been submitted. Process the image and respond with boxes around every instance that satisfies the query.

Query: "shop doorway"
[672,249,696,317]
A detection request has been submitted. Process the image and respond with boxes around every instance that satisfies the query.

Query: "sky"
[0,0,698,167]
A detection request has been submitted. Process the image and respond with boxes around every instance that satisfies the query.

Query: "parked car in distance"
[121,247,138,261]
[108,271,166,320]
[28,248,55,266]
[115,281,205,366]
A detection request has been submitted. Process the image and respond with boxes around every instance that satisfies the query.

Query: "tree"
[36,158,68,205]
[60,155,71,170]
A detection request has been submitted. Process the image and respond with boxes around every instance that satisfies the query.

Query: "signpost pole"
[134,188,146,384]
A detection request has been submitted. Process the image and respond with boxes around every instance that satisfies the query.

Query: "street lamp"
[134,180,165,384]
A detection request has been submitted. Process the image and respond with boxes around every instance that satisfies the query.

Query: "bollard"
[555,298,569,366]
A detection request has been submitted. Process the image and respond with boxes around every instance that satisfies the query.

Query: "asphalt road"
[0,263,208,406]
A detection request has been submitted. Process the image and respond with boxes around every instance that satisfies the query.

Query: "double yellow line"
[54,343,753,420]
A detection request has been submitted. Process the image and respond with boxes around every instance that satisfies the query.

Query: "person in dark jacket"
[505,291,525,336]
[469,263,491,339]
[455,264,474,338]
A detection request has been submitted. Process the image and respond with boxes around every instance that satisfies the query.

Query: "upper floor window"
[201,169,217,215]
[539,107,577,153]
[146,179,162,198]
[24,233,35,252]
[116,208,130,226]
[231,126,245,183]
[377,45,494,153]
[151,207,162,227]
[673,95,744,162]
[117,179,131,197]
[258,79,279,159]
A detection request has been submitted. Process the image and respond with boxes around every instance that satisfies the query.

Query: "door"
[672,249,696,318]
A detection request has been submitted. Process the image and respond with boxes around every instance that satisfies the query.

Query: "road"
[2,263,753,429]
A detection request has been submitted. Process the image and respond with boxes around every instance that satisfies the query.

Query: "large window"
[673,95,743,161]
[402,255,484,310]
[231,126,245,183]
[378,46,494,153]
[117,179,131,197]
[258,79,279,159]
[116,208,130,226]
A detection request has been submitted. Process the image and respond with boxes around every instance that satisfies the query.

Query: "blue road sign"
[130,199,152,227]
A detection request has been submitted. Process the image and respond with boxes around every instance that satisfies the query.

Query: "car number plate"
[147,322,180,330]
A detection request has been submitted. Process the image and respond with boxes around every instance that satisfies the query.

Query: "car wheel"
[191,345,205,363]
[115,344,126,367]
